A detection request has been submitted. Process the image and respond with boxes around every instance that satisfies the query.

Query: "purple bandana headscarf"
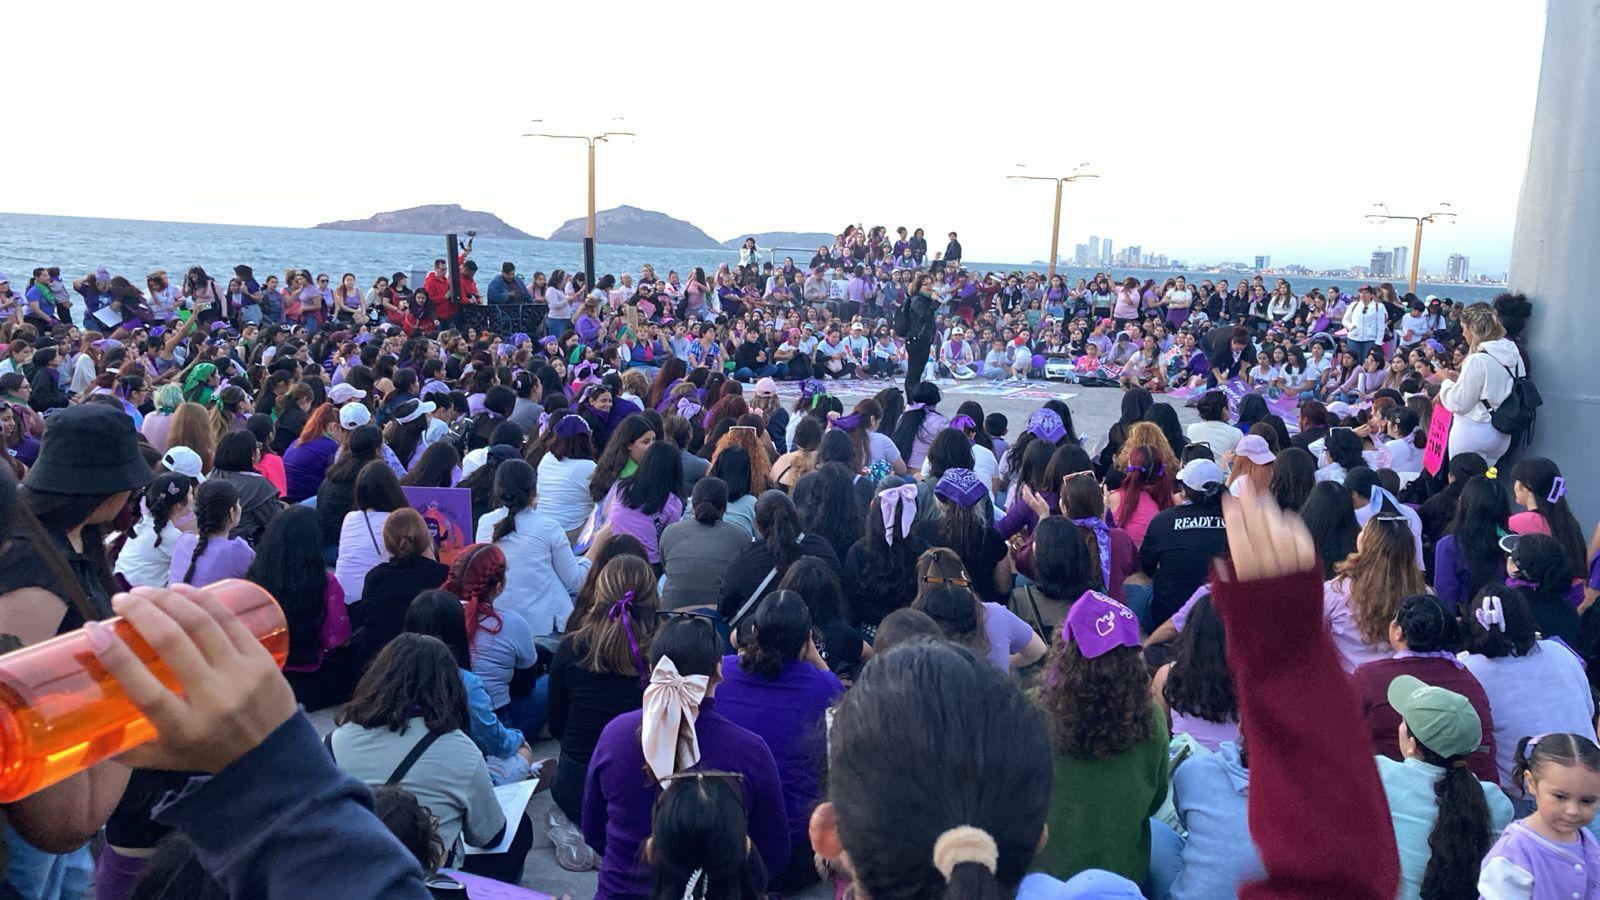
[1027,408,1067,443]
[1063,590,1141,658]
[934,468,986,509]
[554,415,591,438]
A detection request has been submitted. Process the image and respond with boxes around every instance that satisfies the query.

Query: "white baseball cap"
[161,446,207,482]
[328,383,367,404]
[1234,434,1275,466]
[1177,458,1225,492]
[339,402,372,430]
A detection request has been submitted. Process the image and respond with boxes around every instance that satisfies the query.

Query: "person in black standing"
[898,273,939,395]
[944,231,963,267]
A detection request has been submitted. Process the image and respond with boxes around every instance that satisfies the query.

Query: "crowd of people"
[0,223,1596,900]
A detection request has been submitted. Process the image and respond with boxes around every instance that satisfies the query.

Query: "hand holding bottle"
[87,584,295,774]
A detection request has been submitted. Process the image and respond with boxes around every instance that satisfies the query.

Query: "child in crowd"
[1479,733,1600,897]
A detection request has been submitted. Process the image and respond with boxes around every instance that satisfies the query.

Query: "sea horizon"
[0,210,1507,305]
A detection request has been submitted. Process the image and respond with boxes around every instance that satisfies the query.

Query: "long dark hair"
[923,428,973,482]
[1447,476,1510,605]
[851,488,922,627]
[1510,457,1587,576]
[336,632,467,735]
[354,460,407,513]
[1414,732,1492,899]
[825,640,1051,900]
[1460,585,1538,658]
[245,506,329,667]
[648,774,766,900]
[1163,595,1237,724]
[400,442,460,488]
[140,473,193,549]
[775,557,849,633]
[620,442,681,516]
[708,444,753,502]
[754,491,804,572]
[1268,447,1316,511]
[1032,517,1096,602]
[404,589,474,670]
[1044,633,1152,759]
[1300,481,1359,578]
[912,584,988,656]
[891,382,939,461]
[185,480,239,584]
[490,459,535,541]
[590,414,656,502]
[736,590,811,680]
[797,463,863,562]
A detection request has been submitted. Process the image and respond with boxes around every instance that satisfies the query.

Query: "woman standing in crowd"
[1438,302,1526,466]
[1508,456,1588,577]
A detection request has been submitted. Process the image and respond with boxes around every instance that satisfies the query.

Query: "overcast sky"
[8,0,1545,272]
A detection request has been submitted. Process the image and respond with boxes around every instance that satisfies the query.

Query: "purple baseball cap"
[934,468,986,509]
[1063,590,1142,659]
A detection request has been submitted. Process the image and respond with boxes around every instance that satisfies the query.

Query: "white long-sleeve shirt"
[1438,339,1524,425]
[475,505,591,634]
[1341,299,1387,343]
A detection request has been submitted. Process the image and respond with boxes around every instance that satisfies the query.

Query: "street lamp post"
[1364,202,1457,293]
[1008,164,1097,281]
[522,126,635,293]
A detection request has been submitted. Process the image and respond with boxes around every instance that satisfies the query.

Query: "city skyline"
[0,1,1542,275]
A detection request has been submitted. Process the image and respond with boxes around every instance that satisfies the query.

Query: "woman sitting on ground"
[914,580,1044,675]
[355,508,449,656]
[659,477,752,612]
[1151,594,1239,751]
[840,482,928,641]
[248,505,353,712]
[1322,515,1426,673]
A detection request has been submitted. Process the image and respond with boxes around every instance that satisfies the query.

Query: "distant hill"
[547,206,722,249]
[314,204,539,241]
[721,231,836,251]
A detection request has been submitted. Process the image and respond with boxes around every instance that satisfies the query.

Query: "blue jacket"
[1169,741,1265,900]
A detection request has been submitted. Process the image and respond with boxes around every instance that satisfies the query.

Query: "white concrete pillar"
[1511,0,1600,525]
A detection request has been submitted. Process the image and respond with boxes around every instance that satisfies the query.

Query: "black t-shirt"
[911,520,1009,604]
[1139,499,1230,625]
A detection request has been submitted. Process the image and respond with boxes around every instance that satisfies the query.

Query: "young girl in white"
[114,473,194,588]
[1478,732,1600,899]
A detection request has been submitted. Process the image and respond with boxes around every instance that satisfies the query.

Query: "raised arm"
[1210,492,1398,900]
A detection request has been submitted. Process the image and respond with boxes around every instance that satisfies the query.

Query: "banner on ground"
[402,486,473,565]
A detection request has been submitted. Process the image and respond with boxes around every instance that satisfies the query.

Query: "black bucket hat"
[24,405,152,496]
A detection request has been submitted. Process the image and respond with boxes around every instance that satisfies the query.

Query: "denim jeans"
[735,363,786,382]
[498,675,549,739]
[4,831,91,900]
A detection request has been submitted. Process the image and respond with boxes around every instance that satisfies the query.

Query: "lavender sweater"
[582,698,789,900]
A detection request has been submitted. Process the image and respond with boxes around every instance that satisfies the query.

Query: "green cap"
[1387,675,1484,760]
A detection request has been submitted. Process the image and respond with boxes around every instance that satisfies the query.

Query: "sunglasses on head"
[920,574,970,588]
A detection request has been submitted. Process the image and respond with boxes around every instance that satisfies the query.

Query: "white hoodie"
[1439,338,1524,424]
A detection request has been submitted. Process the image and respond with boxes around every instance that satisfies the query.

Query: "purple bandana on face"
[1063,591,1141,658]
[934,467,986,509]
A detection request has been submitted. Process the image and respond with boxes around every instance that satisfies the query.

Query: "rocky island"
[314,204,539,241]
[547,206,723,249]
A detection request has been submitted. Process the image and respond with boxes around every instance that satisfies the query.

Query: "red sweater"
[1210,567,1399,900]
[1350,655,1497,782]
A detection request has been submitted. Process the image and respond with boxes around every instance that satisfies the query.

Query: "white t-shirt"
[1384,436,1425,474]
[1185,420,1242,457]
[335,510,392,603]
[535,455,598,532]
[114,517,186,588]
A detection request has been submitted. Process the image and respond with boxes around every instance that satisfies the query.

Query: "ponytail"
[1418,745,1491,900]
[445,543,508,647]
[933,826,1003,900]
[490,460,535,542]
[755,492,802,571]
[143,474,192,549]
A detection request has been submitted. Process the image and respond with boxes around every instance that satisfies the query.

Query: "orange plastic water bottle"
[0,579,288,803]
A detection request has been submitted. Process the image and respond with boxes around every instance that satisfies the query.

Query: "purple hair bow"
[830,413,862,430]
[675,397,703,420]
[608,590,648,685]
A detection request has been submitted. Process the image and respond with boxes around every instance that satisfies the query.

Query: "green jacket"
[1037,703,1169,887]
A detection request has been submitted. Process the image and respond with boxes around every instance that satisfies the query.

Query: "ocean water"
[0,212,1504,305]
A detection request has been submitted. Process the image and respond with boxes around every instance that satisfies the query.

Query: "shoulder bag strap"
[1023,585,1047,637]
[385,730,445,786]
[729,532,805,628]
[363,511,382,556]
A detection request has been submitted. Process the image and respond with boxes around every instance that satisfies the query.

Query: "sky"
[7,0,1547,274]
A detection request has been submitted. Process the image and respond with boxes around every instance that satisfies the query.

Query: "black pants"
[906,338,932,395]
[459,812,534,883]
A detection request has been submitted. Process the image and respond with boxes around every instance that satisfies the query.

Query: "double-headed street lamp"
[1007,163,1098,281]
[1365,202,1457,293]
[522,123,635,292]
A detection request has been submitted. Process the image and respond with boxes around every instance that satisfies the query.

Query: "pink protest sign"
[1422,403,1453,475]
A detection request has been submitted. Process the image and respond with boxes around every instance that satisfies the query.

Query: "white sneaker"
[546,808,598,871]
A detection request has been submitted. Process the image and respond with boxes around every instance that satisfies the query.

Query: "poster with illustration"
[403,487,473,565]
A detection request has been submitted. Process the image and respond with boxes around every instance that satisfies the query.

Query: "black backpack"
[1483,353,1542,443]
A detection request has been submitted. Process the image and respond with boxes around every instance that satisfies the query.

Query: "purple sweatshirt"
[715,656,844,843]
[1432,533,1506,613]
[283,435,340,502]
[168,534,256,587]
[996,491,1057,540]
[582,698,789,900]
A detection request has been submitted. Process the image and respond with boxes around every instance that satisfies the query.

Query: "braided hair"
[443,543,508,648]
[141,473,193,549]
[183,479,239,585]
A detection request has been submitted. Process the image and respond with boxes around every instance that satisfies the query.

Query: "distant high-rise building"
[1088,236,1100,263]
[1391,246,1408,278]
[1126,245,1142,265]
[1254,255,1271,270]
[1371,248,1393,277]
[1102,239,1114,266]
[1447,254,1470,281]
[1073,243,1090,266]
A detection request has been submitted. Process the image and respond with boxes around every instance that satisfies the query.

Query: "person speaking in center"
[897,273,938,395]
